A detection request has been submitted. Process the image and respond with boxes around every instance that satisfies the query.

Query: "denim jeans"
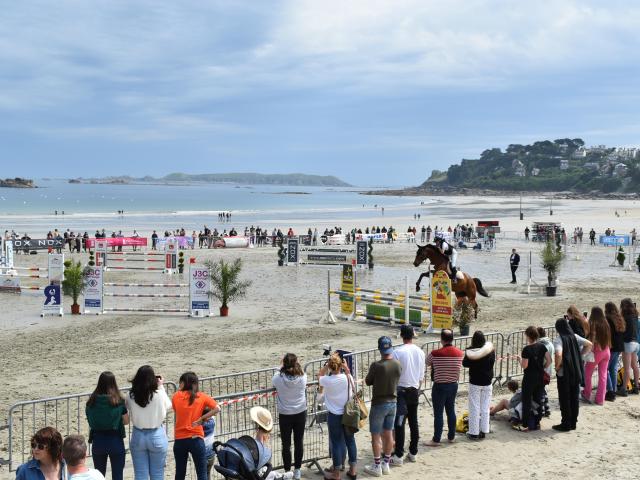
[92,433,126,480]
[368,402,396,434]
[327,412,357,468]
[129,427,168,480]
[174,437,208,480]
[607,351,620,392]
[431,383,458,443]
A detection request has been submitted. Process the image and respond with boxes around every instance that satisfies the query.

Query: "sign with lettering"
[42,285,63,317]
[286,238,299,265]
[12,238,64,250]
[190,265,211,317]
[83,266,103,313]
[431,270,453,329]
[356,241,368,267]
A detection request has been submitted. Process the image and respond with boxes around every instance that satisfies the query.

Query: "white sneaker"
[381,462,390,475]
[406,453,417,463]
[293,469,301,480]
[364,464,382,477]
[389,454,404,466]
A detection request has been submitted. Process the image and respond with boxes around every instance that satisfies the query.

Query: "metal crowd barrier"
[503,326,556,380]
[5,382,178,472]
[198,367,280,399]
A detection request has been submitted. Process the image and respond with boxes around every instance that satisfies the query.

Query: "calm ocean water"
[0,179,431,234]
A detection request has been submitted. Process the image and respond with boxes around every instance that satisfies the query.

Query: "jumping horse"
[413,244,489,318]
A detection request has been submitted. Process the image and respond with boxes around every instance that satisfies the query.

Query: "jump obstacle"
[0,240,64,294]
[94,238,178,274]
[83,263,211,317]
[284,237,370,267]
[324,268,433,331]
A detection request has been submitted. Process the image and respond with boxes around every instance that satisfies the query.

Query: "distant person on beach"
[425,329,463,447]
[509,249,520,284]
[524,227,530,241]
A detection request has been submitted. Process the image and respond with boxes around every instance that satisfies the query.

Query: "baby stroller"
[214,436,273,480]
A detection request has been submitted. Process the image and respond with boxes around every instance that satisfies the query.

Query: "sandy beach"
[1,196,640,479]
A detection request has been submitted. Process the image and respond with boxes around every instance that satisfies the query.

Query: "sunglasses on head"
[31,442,46,450]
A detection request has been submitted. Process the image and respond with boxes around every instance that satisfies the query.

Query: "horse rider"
[434,233,459,283]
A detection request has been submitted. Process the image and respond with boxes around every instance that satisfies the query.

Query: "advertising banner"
[431,270,453,329]
[355,233,387,243]
[42,284,63,317]
[356,241,368,267]
[83,266,103,313]
[340,264,355,317]
[286,238,299,264]
[155,236,193,250]
[190,265,211,316]
[12,238,64,250]
[86,237,148,248]
[599,235,630,246]
[48,254,65,284]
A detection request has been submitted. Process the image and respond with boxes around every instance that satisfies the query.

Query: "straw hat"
[250,406,273,432]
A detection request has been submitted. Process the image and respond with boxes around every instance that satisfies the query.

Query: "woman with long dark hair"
[172,371,220,480]
[126,365,172,480]
[582,307,611,405]
[566,305,589,338]
[605,302,626,401]
[86,371,129,480]
[462,331,495,439]
[553,318,592,432]
[619,298,639,396]
[272,353,307,479]
[516,326,551,431]
[16,427,65,479]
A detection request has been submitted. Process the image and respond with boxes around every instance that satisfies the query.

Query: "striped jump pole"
[108,258,165,263]
[2,274,49,278]
[108,252,165,256]
[12,267,48,271]
[103,293,189,298]
[106,266,165,271]
[103,308,190,313]
[104,283,189,288]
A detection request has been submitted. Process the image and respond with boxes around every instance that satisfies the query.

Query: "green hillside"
[424,139,640,193]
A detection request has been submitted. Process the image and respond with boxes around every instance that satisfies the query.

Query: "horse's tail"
[473,278,490,297]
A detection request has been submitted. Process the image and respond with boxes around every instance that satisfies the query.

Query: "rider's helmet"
[434,233,444,243]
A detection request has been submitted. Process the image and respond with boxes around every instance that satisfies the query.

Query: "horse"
[413,243,489,318]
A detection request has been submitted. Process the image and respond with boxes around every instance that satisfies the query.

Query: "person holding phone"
[318,353,357,480]
[126,366,172,480]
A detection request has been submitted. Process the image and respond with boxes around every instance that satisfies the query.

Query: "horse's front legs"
[415,271,430,292]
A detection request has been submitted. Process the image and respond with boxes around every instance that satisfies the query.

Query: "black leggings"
[279,411,306,470]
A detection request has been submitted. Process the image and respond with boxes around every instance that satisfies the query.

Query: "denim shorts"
[624,342,639,354]
[369,402,396,434]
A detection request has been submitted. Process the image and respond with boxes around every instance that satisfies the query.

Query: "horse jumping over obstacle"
[413,244,489,318]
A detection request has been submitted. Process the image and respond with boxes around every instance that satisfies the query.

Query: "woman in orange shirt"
[172,372,220,480]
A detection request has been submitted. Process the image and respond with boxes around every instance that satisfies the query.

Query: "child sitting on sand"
[490,380,539,426]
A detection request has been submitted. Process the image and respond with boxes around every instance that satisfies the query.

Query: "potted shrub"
[540,240,563,296]
[61,260,87,314]
[368,238,374,269]
[205,258,251,316]
[88,250,95,267]
[617,246,625,267]
[453,301,473,336]
[277,239,285,266]
[178,251,185,273]
[636,254,640,272]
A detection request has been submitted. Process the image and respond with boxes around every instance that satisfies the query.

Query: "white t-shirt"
[553,334,587,377]
[69,468,105,479]
[319,373,350,415]
[126,386,172,429]
[393,343,425,388]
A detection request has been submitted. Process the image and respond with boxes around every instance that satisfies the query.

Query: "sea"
[0,179,436,235]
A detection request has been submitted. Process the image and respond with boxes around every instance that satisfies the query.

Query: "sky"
[1,1,640,187]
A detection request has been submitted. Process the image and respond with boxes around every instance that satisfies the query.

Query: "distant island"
[368,138,640,197]
[69,172,351,187]
[0,177,35,188]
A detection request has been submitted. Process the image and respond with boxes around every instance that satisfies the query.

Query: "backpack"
[617,367,633,392]
[214,436,272,480]
[455,411,469,433]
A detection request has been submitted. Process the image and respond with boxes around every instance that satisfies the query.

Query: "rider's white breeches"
[450,250,458,268]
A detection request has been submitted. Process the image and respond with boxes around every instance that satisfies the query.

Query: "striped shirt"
[427,344,464,384]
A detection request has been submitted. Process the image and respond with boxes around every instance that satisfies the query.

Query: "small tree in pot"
[636,253,640,272]
[453,301,474,336]
[540,240,563,296]
[205,258,251,316]
[178,251,185,273]
[61,260,87,314]
[616,246,625,267]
